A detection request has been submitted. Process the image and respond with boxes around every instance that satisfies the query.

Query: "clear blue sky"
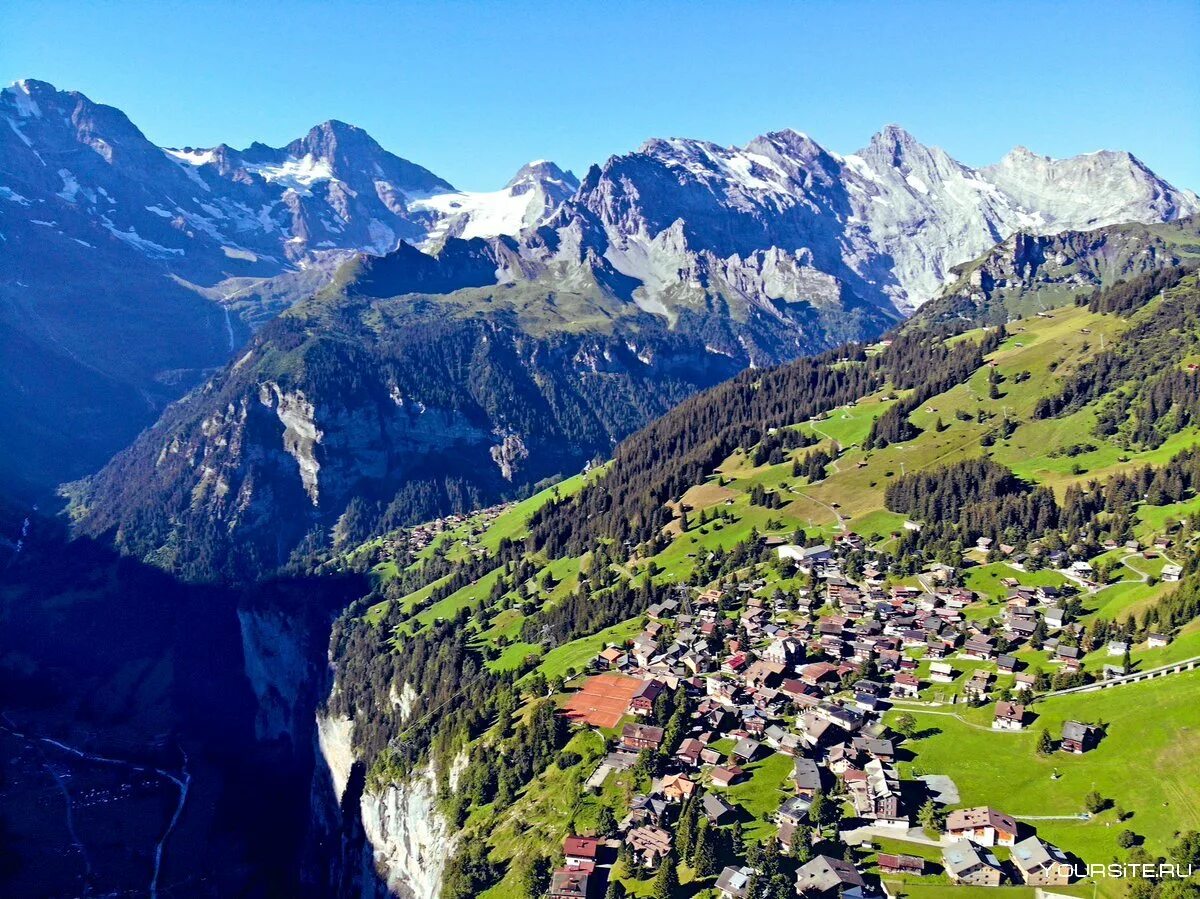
[3,0,1197,191]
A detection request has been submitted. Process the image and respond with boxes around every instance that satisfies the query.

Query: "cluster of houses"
[390,502,508,557]
[554,532,1103,896]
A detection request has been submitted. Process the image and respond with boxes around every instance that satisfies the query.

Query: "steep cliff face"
[313,712,457,899]
[909,216,1200,329]
[238,604,330,744]
[72,276,744,580]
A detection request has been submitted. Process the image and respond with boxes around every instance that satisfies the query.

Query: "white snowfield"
[409,185,541,241]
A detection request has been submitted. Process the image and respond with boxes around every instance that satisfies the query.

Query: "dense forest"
[1037,271,1200,449]
[525,328,1002,558]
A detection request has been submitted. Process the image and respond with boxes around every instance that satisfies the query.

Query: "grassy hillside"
[325,265,1200,898]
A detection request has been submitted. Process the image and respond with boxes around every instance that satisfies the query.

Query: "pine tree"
[676,795,699,859]
[1036,728,1055,755]
[606,880,628,899]
[730,819,745,856]
[790,822,813,862]
[692,817,719,876]
[653,850,679,899]
[918,799,945,838]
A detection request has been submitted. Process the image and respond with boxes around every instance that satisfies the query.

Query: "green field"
[888,669,1200,868]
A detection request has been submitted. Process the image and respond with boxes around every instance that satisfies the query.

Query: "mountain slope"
[6,77,1197,500]
[316,263,1200,899]
[71,216,1200,581]
[68,245,749,580]
[910,215,1200,329]
[0,80,575,493]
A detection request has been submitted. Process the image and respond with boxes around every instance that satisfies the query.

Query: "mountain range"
[4,79,1198,565]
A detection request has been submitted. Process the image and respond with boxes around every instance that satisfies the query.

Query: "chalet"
[792,756,823,798]
[946,806,1018,846]
[596,646,628,671]
[794,855,866,897]
[627,794,668,827]
[993,702,1025,731]
[661,773,697,802]
[964,670,993,701]
[1013,673,1036,693]
[1068,560,1095,583]
[797,715,844,755]
[716,865,756,899]
[723,653,749,675]
[631,637,659,666]
[877,854,924,876]
[700,746,724,765]
[1107,640,1130,657]
[854,692,884,713]
[1054,644,1080,664]
[778,794,813,826]
[563,836,599,868]
[997,654,1018,674]
[930,661,955,683]
[744,659,786,688]
[630,678,664,715]
[676,737,704,767]
[710,765,745,788]
[1007,617,1037,640]
[825,705,866,733]
[801,662,842,690]
[962,637,995,660]
[620,723,665,752]
[731,737,761,763]
[548,869,590,899]
[1148,633,1171,648]
[1011,836,1071,885]
[702,793,736,824]
[819,618,848,637]
[1060,720,1099,754]
[892,672,920,698]
[943,839,1003,887]
[646,598,679,620]
[855,758,907,828]
[1163,564,1183,582]
[626,825,672,866]
[1036,585,1062,603]
[1044,607,1066,630]
[764,725,802,755]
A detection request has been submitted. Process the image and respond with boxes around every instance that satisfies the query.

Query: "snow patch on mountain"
[244,154,336,194]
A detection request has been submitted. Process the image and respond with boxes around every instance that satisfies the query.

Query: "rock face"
[313,713,455,899]
[910,216,1200,329]
[359,768,455,899]
[72,287,743,579]
[540,125,1198,316]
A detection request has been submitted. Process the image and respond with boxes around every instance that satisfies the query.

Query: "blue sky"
[4,0,1198,191]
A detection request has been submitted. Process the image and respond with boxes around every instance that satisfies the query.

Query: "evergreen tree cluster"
[1038,276,1200,449]
[1079,264,1195,316]
[885,458,1059,549]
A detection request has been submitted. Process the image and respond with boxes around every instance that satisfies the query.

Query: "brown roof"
[947,806,1018,835]
[563,836,598,859]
